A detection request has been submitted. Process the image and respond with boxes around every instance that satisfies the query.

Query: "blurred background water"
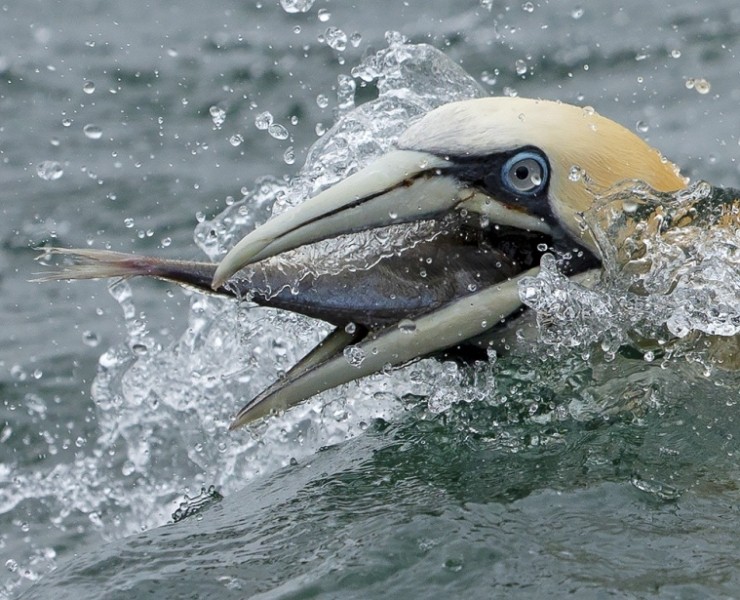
[1,0,739,598]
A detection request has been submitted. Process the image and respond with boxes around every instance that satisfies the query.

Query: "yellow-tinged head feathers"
[399,97,688,250]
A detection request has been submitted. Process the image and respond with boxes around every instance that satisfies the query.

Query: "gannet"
[38,97,688,429]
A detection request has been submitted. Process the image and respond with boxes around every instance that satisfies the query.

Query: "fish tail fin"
[32,248,224,295]
[33,248,160,281]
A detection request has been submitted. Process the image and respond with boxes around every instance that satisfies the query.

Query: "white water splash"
[519,180,740,366]
[12,37,738,598]
[0,40,485,596]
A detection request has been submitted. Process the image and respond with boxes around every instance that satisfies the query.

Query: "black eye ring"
[502,151,548,195]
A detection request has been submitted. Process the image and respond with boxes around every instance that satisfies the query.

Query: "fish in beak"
[38,97,687,429]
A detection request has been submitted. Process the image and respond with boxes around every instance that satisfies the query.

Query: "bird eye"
[502,151,548,195]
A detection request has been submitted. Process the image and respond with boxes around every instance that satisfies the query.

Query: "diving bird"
[38,97,688,429]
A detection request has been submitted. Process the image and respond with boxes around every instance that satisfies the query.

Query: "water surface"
[1,1,739,598]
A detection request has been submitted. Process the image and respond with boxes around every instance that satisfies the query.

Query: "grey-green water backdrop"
[1,1,739,598]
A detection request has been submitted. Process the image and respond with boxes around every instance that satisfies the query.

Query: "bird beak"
[228,267,538,429]
[211,149,552,289]
[212,146,569,428]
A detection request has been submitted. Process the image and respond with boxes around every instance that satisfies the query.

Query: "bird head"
[212,97,686,289]
[213,97,688,428]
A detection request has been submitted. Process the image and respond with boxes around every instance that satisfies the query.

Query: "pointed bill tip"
[210,237,262,290]
[210,269,228,291]
[210,150,448,290]
[210,253,238,290]
[228,405,258,430]
[227,403,275,430]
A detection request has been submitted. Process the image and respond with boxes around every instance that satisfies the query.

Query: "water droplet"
[10,365,25,381]
[582,105,595,116]
[691,77,711,94]
[444,558,464,572]
[571,6,584,19]
[279,0,315,13]
[124,217,135,228]
[167,48,178,57]
[316,94,329,108]
[254,111,273,130]
[670,49,681,59]
[82,330,100,347]
[343,345,366,367]
[131,342,148,356]
[229,133,243,147]
[5,559,18,573]
[61,118,73,127]
[622,201,639,214]
[515,59,528,76]
[519,286,540,305]
[82,80,95,94]
[83,124,102,140]
[397,319,416,334]
[635,120,649,133]
[350,32,362,47]
[283,146,295,165]
[317,8,331,21]
[88,512,103,528]
[161,237,172,248]
[324,27,347,51]
[209,105,226,128]
[480,70,498,86]
[268,123,289,140]
[36,160,63,181]
[344,322,357,335]
[536,243,549,252]
[522,1,534,13]
[568,166,583,182]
